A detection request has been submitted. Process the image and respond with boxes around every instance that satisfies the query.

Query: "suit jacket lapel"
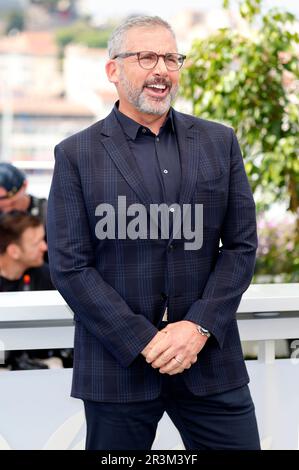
[100,111,153,208]
[173,111,200,206]
[171,111,200,240]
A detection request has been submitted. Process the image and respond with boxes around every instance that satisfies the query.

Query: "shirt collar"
[113,101,175,140]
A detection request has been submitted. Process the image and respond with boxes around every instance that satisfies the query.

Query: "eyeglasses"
[112,51,186,71]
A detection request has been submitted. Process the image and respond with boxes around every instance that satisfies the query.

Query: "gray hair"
[108,15,177,59]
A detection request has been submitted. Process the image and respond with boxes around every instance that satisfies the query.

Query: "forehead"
[124,26,177,53]
[22,225,44,241]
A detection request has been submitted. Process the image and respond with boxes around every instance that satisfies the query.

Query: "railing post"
[258,340,275,364]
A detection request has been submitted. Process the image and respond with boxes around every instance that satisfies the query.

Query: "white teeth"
[147,84,166,90]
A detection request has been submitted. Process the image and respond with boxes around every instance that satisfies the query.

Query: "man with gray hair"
[47,15,260,450]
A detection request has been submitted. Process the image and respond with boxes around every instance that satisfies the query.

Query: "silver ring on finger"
[174,356,183,365]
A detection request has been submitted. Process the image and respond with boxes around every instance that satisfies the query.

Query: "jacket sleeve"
[184,128,257,348]
[47,144,158,367]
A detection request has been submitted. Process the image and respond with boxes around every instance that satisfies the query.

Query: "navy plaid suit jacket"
[47,108,257,402]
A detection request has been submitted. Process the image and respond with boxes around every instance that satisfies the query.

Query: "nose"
[40,240,48,252]
[153,55,168,75]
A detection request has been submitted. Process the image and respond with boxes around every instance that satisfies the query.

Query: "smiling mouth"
[144,83,169,98]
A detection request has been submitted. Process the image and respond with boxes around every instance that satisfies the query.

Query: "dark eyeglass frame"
[112,51,186,71]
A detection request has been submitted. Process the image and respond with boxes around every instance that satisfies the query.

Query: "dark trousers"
[83,374,260,450]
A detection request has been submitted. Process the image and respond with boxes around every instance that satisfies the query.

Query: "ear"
[105,59,120,85]
[6,243,21,260]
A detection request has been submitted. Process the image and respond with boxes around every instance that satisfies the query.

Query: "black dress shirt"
[114,103,181,206]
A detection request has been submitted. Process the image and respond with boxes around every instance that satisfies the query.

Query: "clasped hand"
[141,321,208,375]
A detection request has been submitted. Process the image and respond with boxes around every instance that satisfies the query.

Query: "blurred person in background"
[0,162,47,224]
[0,211,50,291]
[0,162,49,263]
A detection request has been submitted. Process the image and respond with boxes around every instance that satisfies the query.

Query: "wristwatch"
[196,324,211,338]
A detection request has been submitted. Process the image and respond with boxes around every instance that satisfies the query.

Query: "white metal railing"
[0,283,299,450]
[12,161,54,170]
[0,283,299,364]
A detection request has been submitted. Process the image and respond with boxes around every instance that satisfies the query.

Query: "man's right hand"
[141,330,170,359]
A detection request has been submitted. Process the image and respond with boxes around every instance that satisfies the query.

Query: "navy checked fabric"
[47,108,257,402]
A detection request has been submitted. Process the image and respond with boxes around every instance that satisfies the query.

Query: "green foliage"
[180,0,299,279]
[224,0,262,22]
[180,0,299,220]
[55,22,112,49]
